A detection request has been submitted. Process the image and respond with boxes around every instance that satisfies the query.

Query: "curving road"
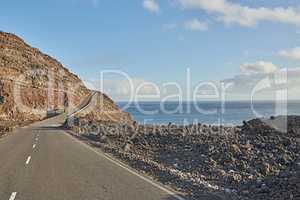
[0,113,185,200]
[68,91,97,117]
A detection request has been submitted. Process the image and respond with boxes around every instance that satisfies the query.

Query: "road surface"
[0,114,184,200]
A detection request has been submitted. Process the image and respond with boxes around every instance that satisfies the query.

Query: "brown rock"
[0,31,132,125]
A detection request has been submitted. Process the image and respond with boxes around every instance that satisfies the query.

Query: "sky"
[1,0,300,101]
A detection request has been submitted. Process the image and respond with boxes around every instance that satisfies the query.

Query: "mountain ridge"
[0,31,132,124]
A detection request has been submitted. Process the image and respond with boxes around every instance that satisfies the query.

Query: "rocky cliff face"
[0,31,131,124]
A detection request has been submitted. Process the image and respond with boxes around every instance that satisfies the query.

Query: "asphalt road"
[0,115,184,200]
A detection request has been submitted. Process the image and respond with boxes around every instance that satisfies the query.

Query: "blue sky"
[1,0,300,100]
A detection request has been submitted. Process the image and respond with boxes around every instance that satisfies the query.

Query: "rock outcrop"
[70,91,132,125]
[0,31,131,124]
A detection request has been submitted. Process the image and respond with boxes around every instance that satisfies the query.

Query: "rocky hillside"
[0,31,131,124]
[70,91,133,125]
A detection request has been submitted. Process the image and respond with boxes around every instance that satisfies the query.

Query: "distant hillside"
[0,31,132,124]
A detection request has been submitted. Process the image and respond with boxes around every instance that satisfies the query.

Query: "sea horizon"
[117,100,300,125]
[117,99,300,103]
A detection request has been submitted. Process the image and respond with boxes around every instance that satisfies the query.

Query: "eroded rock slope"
[0,31,131,124]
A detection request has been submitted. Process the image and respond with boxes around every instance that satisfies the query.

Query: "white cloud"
[143,0,160,13]
[83,66,300,101]
[184,19,208,31]
[240,61,278,75]
[84,78,159,101]
[278,47,300,60]
[222,65,300,100]
[177,0,300,27]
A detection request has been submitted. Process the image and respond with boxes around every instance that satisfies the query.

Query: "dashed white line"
[35,137,38,141]
[9,192,17,200]
[33,144,36,149]
[25,156,31,165]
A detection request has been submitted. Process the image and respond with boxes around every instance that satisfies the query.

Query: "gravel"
[66,116,300,200]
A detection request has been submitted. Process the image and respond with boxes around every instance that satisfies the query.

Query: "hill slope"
[0,31,131,124]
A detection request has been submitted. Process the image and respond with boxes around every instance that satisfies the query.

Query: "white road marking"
[65,132,185,200]
[33,144,36,149]
[47,124,61,127]
[35,137,38,141]
[25,156,31,165]
[9,192,17,200]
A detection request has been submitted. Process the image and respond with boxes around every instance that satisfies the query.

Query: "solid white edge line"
[64,132,186,200]
[25,156,31,165]
[9,192,17,200]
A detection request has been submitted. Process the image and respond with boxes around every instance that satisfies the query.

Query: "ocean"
[117,101,300,125]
